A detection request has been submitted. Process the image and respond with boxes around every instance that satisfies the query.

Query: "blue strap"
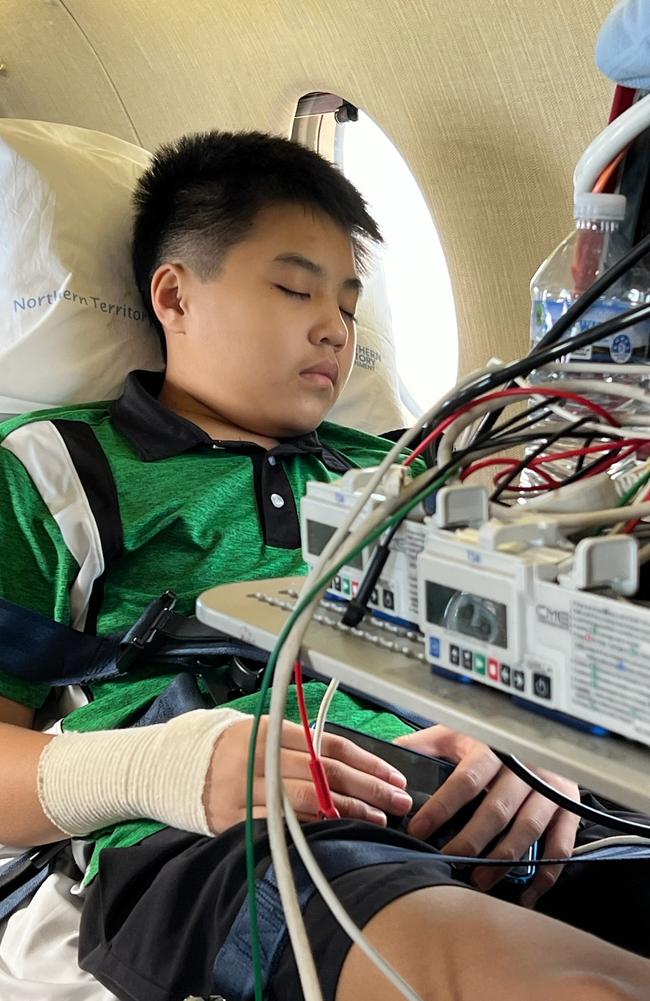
[0,594,265,688]
[212,838,439,999]
[0,865,51,923]
[0,596,120,686]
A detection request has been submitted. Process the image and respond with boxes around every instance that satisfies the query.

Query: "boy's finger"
[275,722,407,788]
[321,755,413,817]
[282,778,388,826]
[268,751,412,818]
[439,770,531,858]
[470,791,559,892]
[406,744,500,840]
[520,808,581,908]
[319,731,409,788]
[394,725,471,763]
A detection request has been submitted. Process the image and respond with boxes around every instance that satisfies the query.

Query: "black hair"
[131,130,383,354]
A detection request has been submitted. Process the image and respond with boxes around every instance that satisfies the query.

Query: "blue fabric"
[596,0,650,89]
[211,835,650,1000]
[0,596,119,686]
[0,865,50,923]
[211,838,441,999]
[0,595,262,688]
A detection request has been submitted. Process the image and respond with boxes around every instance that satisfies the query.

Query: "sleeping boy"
[0,129,648,1001]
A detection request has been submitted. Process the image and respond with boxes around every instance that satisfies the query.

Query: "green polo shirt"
[0,370,421,880]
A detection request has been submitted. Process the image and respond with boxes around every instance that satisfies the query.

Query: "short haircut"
[132,130,383,352]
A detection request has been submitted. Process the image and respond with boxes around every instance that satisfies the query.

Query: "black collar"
[110,370,350,473]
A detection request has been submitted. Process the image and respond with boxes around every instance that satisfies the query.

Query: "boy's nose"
[309,307,349,348]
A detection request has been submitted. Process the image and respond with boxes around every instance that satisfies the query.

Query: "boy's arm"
[0,697,63,845]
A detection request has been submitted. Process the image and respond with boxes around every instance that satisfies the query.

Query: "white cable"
[264,350,650,995]
[515,376,650,438]
[572,835,650,856]
[262,363,509,1000]
[439,378,650,470]
[574,92,650,195]
[524,377,650,412]
[542,361,650,377]
[283,792,425,1001]
[313,677,340,756]
[489,500,650,528]
[264,348,650,995]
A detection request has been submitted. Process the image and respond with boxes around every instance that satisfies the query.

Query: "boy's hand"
[394,725,580,906]
[203,716,412,833]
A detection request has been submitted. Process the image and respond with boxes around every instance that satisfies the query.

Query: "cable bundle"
[243,231,650,1001]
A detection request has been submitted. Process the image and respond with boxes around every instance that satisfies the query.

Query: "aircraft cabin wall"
[0,0,615,389]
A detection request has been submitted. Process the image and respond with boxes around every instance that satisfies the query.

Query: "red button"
[488,657,499,680]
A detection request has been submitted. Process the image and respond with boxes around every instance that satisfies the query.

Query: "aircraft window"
[292,96,458,418]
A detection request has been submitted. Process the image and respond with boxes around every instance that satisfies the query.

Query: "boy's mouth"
[300,361,338,388]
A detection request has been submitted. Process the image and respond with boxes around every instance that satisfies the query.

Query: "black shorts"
[78,800,650,1001]
[77,819,463,1001]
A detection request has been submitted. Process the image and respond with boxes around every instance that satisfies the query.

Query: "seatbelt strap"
[0,591,266,688]
[0,841,71,923]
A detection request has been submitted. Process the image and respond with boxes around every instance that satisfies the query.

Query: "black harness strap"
[51,420,125,636]
[0,590,266,688]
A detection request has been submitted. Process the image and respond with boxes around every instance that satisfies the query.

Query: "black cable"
[574,434,595,476]
[340,425,586,628]
[341,524,399,627]
[495,750,650,836]
[340,373,643,628]
[549,441,628,491]
[533,230,650,353]
[490,417,592,502]
[465,230,650,447]
[421,300,650,467]
[472,397,559,444]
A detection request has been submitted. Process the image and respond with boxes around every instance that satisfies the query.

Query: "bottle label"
[531,299,650,364]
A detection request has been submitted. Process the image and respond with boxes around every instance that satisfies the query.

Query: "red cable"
[526,439,643,469]
[404,387,619,468]
[463,441,644,495]
[461,457,560,488]
[293,661,340,820]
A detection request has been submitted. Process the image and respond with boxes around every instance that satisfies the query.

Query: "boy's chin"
[273,406,332,438]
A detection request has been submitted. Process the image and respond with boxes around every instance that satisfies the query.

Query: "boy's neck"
[158,379,280,450]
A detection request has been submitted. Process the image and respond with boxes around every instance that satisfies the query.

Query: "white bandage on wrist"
[37,708,251,837]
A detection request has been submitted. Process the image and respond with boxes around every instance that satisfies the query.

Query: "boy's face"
[153,202,361,439]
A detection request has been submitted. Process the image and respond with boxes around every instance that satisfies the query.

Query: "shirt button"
[268,456,276,466]
[270,493,285,508]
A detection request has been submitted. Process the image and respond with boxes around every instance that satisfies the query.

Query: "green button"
[341,576,351,597]
[474,653,486,675]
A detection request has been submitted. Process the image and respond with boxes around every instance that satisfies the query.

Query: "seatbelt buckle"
[117,590,178,670]
[229,655,267,695]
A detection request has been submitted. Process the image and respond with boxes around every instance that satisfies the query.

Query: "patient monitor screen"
[306,520,364,570]
[425,582,508,649]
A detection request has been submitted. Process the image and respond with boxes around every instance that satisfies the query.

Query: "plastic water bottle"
[523,193,650,490]
[530,192,650,410]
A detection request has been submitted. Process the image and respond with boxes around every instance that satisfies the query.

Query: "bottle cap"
[573,192,627,222]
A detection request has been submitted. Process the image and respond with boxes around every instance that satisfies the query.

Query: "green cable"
[616,468,650,507]
[245,466,455,1000]
[592,467,650,537]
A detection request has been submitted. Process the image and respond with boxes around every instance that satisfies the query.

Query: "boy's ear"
[150,263,187,334]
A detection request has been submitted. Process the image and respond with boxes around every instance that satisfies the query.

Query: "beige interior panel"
[0,0,138,142]
[1,0,617,380]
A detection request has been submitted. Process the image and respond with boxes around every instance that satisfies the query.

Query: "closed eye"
[275,284,309,300]
[275,284,357,322]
